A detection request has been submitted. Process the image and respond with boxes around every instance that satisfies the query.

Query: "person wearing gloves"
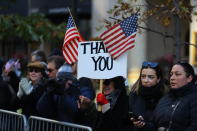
[94,76,130,131]
[37,64,95,125]
[16,61,47,117]
[76,77,96,127]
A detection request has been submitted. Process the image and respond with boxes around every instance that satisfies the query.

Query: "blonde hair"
[130,79,140,94]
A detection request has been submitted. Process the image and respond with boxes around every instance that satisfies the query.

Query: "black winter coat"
[37,85,96,126]
[7,71,20,93]
[0,80,15,110]
[94,91,130,131]
[154,83,197,131]
[129,92,160,131]
[19,80,46,117]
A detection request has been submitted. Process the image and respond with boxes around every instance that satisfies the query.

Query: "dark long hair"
[174,62,196,83]
[103,76,127,95]
[131,62,165,94]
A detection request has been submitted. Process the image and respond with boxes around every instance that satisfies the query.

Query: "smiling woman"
[16,61,48,117]
[27,61,47,84]
[153,62,197,131]
[95,76,130,131]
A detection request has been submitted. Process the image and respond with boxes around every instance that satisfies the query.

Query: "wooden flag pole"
[97,79,103,112]
[99,79,103,92]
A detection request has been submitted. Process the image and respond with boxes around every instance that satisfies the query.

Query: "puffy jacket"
[37,84,95,124]
[154,83,197,131]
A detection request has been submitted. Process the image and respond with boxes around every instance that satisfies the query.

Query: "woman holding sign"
[95,76,130,131]
[129,61,166,131]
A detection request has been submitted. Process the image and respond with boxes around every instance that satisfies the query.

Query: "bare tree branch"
[109,16,197,48]
[183,42,197,47]
[137,25,174,39]
[109,16,174,39]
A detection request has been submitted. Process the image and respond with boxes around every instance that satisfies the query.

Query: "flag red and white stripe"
[62,16,83,64]
[100,14,138,59]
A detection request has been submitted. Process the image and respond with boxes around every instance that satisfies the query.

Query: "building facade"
[91,0,190,84]
[190,0,197,72]
[0,0,91,59]
[0,0,193,84]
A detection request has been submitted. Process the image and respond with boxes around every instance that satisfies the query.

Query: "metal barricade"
[0,109,29,131]
[28,116,92,131]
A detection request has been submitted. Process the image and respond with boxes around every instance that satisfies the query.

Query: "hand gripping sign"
[77,41,127,79]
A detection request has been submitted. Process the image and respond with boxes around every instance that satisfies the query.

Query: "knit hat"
[56,63,74,81]
[79,77,95,100]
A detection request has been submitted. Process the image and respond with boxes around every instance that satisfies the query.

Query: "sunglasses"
[142,61,158,68]
[28,68,42,73]
[47,68,55,73]
[103,79,111,86]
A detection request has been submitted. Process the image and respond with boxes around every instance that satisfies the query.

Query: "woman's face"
[170,65,192,89]
[28,68,43,84]
[103,81,115,96]
[141,68,160,87]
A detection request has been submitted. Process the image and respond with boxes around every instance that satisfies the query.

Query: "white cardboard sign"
[77,41,127,79]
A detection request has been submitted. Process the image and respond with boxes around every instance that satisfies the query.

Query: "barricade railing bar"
[0,109,29,131]
[28,116,92,131]
[0,109,92,131]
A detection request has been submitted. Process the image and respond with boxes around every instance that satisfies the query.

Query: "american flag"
[62,16,83,64]
[100,14,138,59]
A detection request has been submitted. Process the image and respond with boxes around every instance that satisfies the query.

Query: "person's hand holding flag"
[96,93,110,113]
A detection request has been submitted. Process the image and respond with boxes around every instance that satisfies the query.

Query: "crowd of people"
[0,49,197,131]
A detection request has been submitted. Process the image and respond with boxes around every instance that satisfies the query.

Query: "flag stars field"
[100,14,138,59]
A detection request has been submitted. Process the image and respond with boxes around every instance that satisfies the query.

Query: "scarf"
[169,82,194,98]
[138,84,163,110]
[106,89,121,109]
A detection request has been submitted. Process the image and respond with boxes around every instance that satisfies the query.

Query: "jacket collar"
[169,82,195,98]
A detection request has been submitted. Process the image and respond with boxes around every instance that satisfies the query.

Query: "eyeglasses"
[142,61,158,68]
[28,68,41,73]
[47,68,55,73]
